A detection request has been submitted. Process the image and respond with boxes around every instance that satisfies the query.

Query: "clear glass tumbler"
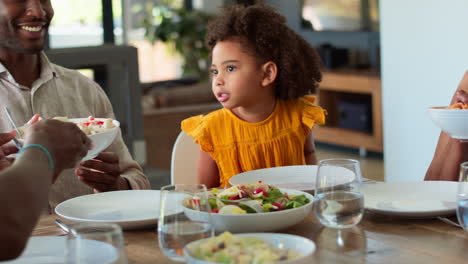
[457,161,468,231]
[158,184,214,262]
[313,158,364,229]
[66,223,128,264]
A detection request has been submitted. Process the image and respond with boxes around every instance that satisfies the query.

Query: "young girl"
[181,4,326,188]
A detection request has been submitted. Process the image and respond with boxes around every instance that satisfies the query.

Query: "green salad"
[183,181,310,214]
[188,232,301,264]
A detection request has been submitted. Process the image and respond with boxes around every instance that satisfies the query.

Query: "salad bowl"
[183,183,313,233]
[68,117,120,161]
[18,117,120,161]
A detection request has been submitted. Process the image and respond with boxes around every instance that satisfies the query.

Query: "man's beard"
[0,28,46,54]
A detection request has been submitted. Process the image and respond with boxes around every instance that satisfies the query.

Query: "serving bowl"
[183,233,316,264]
[70,118,120,160]
[427,107,468,139]
[18,117,120,161]
[183,188,313,233]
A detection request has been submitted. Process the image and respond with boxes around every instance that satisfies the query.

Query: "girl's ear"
[261,61,278,87]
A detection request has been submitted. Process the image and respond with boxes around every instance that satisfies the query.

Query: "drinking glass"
[65,223,128,264]
[457,161,468,231]
[158,184,214,262]
[313,159,364,229]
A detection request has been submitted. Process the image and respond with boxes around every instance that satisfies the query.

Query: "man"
[0,0,150,210]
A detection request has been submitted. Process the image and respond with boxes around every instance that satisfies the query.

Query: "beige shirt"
[0,52,150,211]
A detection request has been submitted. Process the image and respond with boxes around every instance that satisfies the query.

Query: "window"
[49,0,122,48]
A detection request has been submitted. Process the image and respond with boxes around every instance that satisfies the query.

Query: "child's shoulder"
[181,108,228,132]
[298,95,318,105]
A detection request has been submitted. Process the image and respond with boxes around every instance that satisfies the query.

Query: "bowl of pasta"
[428,103,468,139]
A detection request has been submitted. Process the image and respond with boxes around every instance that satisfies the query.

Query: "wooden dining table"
[33,209,468,264]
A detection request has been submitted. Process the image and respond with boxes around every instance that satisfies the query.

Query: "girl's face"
[210,39,270,111]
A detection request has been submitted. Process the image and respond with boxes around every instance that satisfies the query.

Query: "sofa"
[142,82,220,170]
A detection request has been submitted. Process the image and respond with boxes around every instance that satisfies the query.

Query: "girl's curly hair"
[205,4,322,99]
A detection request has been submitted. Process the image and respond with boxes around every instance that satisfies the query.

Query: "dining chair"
[170,131,199,184]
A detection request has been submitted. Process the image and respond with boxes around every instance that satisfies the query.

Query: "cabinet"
[315,70,383,153]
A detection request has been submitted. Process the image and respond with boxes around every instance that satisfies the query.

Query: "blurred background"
[43,0,468,188]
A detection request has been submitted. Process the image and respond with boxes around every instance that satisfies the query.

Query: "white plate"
[0,236,118,264]
[55,190,181,229]
[184,233,316,264]
[183,188,313,233]
[362,181,457,217]
[229,165,355,192]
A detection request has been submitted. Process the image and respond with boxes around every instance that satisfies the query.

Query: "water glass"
[66,223,128,264]
[457,162,468,231]
[158,184,214,262]
[313,158,364,229]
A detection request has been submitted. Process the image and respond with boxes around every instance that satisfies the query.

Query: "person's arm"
[0,120,90,260]
[425,133,468,181]
[425,73,468,181]
[197,150,220,188]
[0,148,54,260]
[304,130,318,165]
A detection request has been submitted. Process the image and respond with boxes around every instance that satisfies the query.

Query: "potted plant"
[140,4,213,80]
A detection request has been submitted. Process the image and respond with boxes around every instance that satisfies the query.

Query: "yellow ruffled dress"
[181,95,326,187]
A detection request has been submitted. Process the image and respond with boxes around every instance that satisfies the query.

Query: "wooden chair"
[170,131,199,184]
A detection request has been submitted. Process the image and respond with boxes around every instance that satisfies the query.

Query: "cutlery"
[436,217,462,228]
[54,219,70,233]
[3,106,23,149]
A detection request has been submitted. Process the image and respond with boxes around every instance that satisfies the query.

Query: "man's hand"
[0,131,18,170]
[75,152,130,192]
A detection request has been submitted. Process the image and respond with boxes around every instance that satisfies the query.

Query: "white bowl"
[68,118,120,161]
[183,189,313,233]
[428,107,468,139]
[183,233,316,264]
[17,118,119,161]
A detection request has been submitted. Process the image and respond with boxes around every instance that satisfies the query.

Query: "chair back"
[171,131,199,184]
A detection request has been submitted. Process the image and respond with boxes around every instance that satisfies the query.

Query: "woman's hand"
[24,119,91,180]
[75,152,129,192]
[0,131,18,170]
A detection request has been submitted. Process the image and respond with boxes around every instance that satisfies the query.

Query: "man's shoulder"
[50,63,97,86]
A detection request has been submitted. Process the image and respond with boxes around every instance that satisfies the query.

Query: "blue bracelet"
[18,144,54,170]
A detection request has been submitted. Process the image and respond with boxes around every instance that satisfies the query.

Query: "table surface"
[33,210,468,264]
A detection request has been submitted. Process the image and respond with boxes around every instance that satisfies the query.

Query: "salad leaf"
[214,253,232,264]
[284,194,310,209]
[264,188,284,204]
[239,203,258,214]
[208,197,218,209]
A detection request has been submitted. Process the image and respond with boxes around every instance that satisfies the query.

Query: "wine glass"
[65,223,128,264]
[313,159,364,229]
[158,184,214,262]
[457,161,468,231]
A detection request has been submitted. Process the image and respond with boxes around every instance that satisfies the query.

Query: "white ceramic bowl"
[183,233,316,264]
[17,118,119,161]
[427,107,468,139]
[68,118,120,161]
[183,189,313,233]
